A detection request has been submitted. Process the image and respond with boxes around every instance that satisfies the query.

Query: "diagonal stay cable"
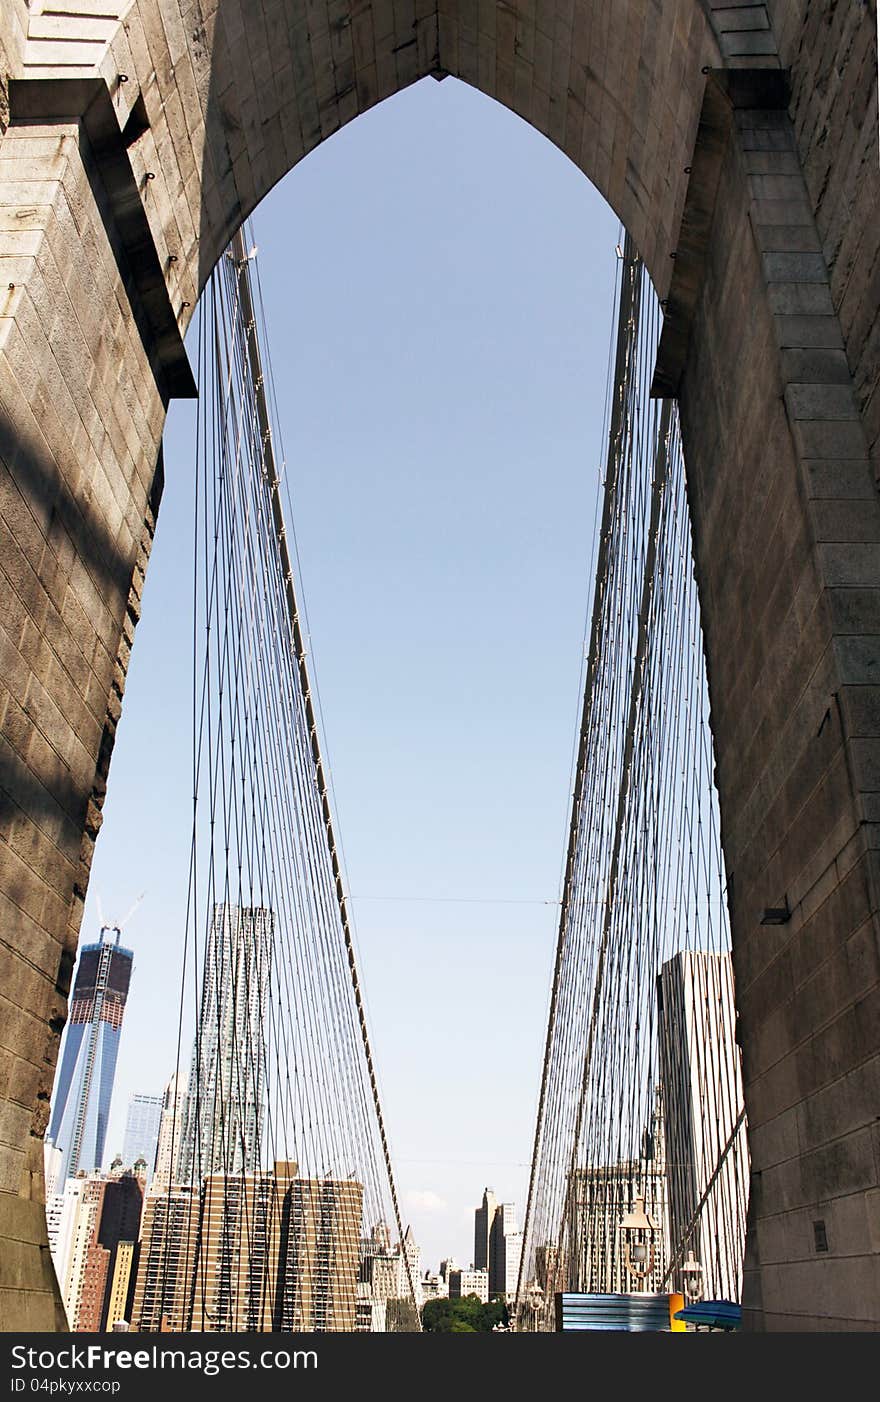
[227,228,418,1320]
[516,231,641,1315]
[554,390,674,1273]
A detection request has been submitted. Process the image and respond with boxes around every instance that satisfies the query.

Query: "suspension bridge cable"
[516,242,749,1329]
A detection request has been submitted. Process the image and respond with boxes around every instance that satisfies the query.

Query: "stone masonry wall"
[679,94,880,1328]
[766,1,879,474]
[0,5,29,127]
[0,119,166,1328]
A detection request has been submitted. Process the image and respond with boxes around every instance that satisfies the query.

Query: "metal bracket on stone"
[8,77,197,401]
[651,67,789,399]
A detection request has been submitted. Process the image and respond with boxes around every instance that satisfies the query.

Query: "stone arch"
[0,0,877,1331]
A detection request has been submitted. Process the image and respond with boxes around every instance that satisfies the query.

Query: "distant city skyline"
[47,926,526,1281]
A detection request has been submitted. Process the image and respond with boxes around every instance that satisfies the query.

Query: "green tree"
[421,1295,510,1333]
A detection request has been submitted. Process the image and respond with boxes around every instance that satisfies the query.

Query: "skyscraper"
[122,1093,163,1182]
[658,950,748,1302]
[47,926,134,1183]
[152,1073,186,1192]
[357,1222,422,1329]
[566,1090,668,1295]
[47,1167,145,1330]
[77,1170,145,1331]
[132,1163,365,1333]
[474,1188,498,1275]
[131,1184,202,1332]
[474,1188,522,1299]
[566,1159,668,1295]
[276,1172,366,1332]
[491,1206,522,1300]
[176,905,274,1182]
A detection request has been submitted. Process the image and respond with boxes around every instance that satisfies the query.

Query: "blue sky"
[72,74,619,1271]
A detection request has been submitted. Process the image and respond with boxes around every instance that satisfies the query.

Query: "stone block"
[769,281,835,316]
[721,29,778,58]
[738,126,794,153]
[794,418,868,460]
[778,1252,880,1323]
[0,1285,66,1331]
[808,498,880,544]
[783,350,856,387]
[839,685,880,738]
[785,382,861,421]
[748,1105,801,1171]
[796,1041,879,1147]
[775,314,844,350]
[763,251,828,284]
[868,1188,880,1252]
[850,737,880,791]
[751,220,822,253]
[817,543,880,587]
[751,196,816,226]
[829,593,880,636]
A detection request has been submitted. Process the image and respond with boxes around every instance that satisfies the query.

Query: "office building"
[420,1270,447,1300]
[248,1166,363,1332]
[658,950,749,1301]
[358,1222,421,1326]
[46,927,134,1182]
[567,1091,668,1295]
[105,1241,137,1331]
[53,1176,104,1328]
[122,1094,163,1183]
[535,1240,564,1295]
[44,1142,63,1200]
[474,1188,497,1273]
[401,1225,421,1306]
[448,1267,489,1303]
[131,1184,202,1332]
[152,1073,186,1192]
[474,1188,522,1299]
[45,1188,66,1262]
[491,1202,522,1299]
[567,1161,668,1295]
[133,1162,365,1332]
[356,1284,387,1332]
[49,1168,145,1331]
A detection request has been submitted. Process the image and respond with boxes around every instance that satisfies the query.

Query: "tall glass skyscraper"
[121,1092,163,1180]
[47,926,134,1184]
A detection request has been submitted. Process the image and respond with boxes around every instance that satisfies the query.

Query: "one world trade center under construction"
[45,926,134,1185]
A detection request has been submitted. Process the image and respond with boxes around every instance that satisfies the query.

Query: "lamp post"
[681,1250,703,1303]
[524,1282,545,1333]
[619,1196,657,1283]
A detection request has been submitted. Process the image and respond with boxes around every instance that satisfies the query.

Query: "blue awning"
[673,1300,741,1330]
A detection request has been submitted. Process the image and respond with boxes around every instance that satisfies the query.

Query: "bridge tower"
[0,1,877,1329]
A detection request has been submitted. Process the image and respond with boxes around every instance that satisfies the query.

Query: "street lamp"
[525,1282,545,1332]
[681,1250,703,1303]
[619,1196,657,1281]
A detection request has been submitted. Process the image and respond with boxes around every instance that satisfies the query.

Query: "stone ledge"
[651,66,789,397]
[7,77,195,401]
